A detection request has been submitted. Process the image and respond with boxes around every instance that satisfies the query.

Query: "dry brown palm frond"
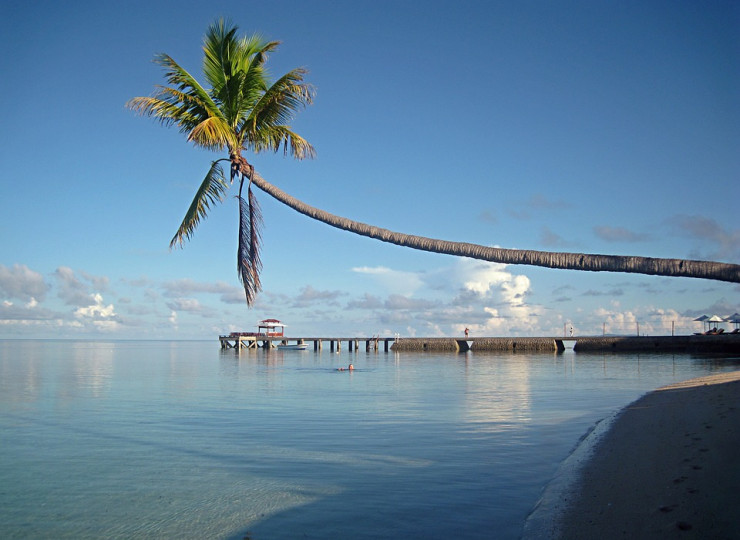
[236,183,263,305]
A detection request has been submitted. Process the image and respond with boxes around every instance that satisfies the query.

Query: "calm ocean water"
[1,340,738,539]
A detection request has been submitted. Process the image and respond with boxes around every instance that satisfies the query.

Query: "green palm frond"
[202,20,279,130]
[245,69,314,146]
[154,53,220,118]
[231,38,278,124]
[202,20,241,114]
[249,125,316,159]
[126,95,199,133]
[188,116,236,150]
[127,54,230,152]
[202,21,267,91]
[170,161,230,248]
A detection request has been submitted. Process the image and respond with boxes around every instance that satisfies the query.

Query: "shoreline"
[524,370,740,539]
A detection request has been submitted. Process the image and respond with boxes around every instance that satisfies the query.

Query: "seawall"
[390,335,740,353]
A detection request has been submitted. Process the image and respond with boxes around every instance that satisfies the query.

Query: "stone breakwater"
[390,335,740,353]
[391,337,556,352]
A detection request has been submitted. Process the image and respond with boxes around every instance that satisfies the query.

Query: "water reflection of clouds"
[217,349,290,396]
[0,341,115,406]
[0,341,44,404]
[72,342,113,399]
[166,340,200,395]
[462,356,532,433]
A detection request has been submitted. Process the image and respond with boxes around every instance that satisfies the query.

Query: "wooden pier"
[219,334,395,352]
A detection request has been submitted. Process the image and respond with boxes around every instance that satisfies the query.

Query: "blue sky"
[1,0,738,339]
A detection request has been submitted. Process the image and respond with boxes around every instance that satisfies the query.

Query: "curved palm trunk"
[251,172,740,284]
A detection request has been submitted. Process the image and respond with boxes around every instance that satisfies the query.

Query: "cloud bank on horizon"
[1,253,737,340]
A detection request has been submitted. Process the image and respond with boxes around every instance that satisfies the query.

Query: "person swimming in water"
[337,363,354,371]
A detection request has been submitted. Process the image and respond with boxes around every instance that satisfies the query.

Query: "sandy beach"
[554,370,740,539]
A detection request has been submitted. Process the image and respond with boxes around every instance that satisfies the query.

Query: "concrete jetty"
[392,335,740,353]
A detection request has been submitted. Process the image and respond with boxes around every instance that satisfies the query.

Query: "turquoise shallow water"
[1,340,738,539]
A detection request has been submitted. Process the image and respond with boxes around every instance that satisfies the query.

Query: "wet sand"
[556,371,740,539]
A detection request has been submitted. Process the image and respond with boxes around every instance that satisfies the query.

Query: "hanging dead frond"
[237,183,263,305]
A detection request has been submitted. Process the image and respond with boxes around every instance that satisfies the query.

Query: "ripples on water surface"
[1,340,738,539]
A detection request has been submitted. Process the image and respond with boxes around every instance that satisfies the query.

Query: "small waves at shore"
[522,409,619,538]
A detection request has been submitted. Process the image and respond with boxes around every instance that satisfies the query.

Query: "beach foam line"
[521,406,620,538]
[523,370,740,539]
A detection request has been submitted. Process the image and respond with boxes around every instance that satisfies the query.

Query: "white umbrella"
[694,315,709,332]
[706,315,725,333]
[725,313,740,329]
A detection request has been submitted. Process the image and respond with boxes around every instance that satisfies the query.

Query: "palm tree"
[247,170,739,283]
[129,21,740,307]
[127,19,315,304]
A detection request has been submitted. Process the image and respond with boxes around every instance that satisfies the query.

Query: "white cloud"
[460,261,509,295]
[292,285,345,307]
[347,293,384,310]
[384,294,437,310]
[348,258,545,336]
[164,298,218,319]
[583,305,701,336]
[0,264,48,301]
[55,266,96,307]
[667,214,740,261]
[455,259,532,306]
[166,298,203,312]
[80,271,110,292]
[593,306,637,334]
[162,278,246,305]
[540,226,573,248]
[507,193,571,220]
[73,293,120,332]
[0,300,56,322]
[443,259,543,335]
[0,287,123,335]
[646,307,694,334]
[594,226,650,243]
[352,266,424,296]
[75,293,116,319]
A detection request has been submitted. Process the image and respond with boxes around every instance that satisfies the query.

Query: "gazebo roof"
[258,319,285,326]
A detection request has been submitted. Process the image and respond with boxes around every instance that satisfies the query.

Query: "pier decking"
[219,334,395,352]
[219,334,740,353]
